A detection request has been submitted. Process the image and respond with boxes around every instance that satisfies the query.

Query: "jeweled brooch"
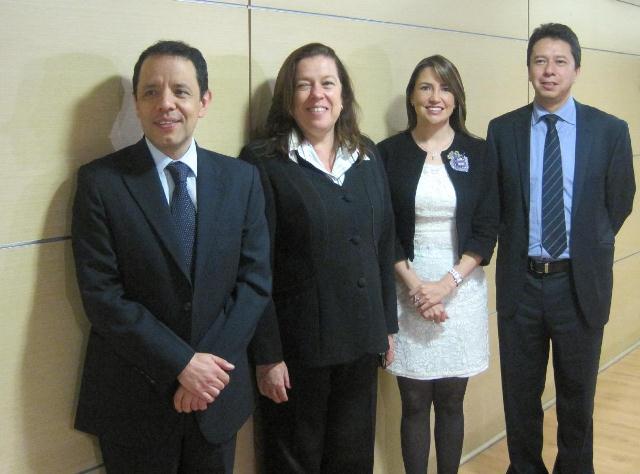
[447,150,469,172]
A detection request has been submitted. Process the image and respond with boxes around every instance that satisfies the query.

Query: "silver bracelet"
[448,268,463,287]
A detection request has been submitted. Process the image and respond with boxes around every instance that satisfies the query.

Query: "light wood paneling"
[614,170,640,260]
[234,421,257,474]
[250,8,527,144]
[252,0,528,39]
[461,317,506,453]
[604,255,640,361]
[0,242,97,472]
[572,51,640,154]
[376,371,403,472]
[529,0,640,55]
[0,0,249,245]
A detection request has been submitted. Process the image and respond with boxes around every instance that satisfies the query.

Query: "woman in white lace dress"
[378,55,498,474]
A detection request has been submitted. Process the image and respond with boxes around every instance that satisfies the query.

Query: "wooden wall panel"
[529,0,640,55]
[604,171,640,362]
[250,8,527,144]
[0,242,96,472]
[605,255,640,362]
[0,0,249,245]
[252,0,528,39]
[572,52,640,153]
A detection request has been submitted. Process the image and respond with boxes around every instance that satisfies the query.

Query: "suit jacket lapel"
[274,152,323,215]
[571,101,592,220]
[193,147,226,284]
[514,105,533,213]
[121,139,191,282]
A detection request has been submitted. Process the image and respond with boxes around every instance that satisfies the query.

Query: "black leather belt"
[527,258,571,275]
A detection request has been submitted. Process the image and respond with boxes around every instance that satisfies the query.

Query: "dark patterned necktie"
[166,161,196,273]
[541,114,567,259]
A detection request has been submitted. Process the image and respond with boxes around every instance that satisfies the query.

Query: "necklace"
[416,130,455,163]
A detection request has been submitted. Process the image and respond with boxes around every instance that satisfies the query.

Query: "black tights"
[397,376,469,474]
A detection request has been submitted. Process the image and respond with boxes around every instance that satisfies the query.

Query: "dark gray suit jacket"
[72,139,271,447]
[487,101,635,327]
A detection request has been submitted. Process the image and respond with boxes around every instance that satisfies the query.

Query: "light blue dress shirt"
[528,97,576,259]
[146,138,198,210]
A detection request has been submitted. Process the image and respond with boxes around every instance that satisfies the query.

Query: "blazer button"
[357,277,367,288]
[342,194,353,203]
[183,302,192,312]
[350,235,361,245]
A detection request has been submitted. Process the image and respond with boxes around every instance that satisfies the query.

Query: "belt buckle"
[544,262,550,274]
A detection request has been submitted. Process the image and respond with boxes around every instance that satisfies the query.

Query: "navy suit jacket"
[487,101,635,327]
[72,139,271,447]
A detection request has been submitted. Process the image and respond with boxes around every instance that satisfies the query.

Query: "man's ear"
[199,89,213,117]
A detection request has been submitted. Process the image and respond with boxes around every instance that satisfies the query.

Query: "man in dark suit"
[487,24,635,473]
[72,41,271,473]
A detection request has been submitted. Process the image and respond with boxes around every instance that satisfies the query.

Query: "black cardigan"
[240,138,398,367]
[377,130,498,265]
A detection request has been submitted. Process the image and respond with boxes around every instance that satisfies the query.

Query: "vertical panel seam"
[248,1,253,141]
[527,0,531,104]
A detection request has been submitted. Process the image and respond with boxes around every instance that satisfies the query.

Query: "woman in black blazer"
[378,55,497,474]
[239,43,397,473]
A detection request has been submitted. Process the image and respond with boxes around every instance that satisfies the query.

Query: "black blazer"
[378,131,498,265]
[72,139,271,447]
[239,138,398,367]
[487,101,635,326]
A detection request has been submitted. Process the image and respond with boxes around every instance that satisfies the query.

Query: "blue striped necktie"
[166,161,196,274]
[541,114,567,259]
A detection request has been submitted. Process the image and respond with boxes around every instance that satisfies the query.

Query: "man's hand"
[256,361,290,404]
[177,353,235,402]
[173,385,209,413]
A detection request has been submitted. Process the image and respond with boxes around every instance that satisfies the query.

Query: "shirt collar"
[146,137,198,177]
[532,96,576,126]
[287,131,363,164]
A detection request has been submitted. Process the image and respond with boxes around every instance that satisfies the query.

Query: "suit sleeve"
[606,120,635,235]
[72,165,194,385]
[465,140,499,265]
[194,165,272,359]
[238,145,285,364]
[486,121,505,233]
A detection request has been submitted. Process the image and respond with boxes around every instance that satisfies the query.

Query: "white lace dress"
[387,162,489,380]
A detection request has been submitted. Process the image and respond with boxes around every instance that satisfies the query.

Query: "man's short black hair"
[132,40,208,99]
[527,23,581,68]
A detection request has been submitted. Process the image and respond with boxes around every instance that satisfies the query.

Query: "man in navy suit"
[72,41,271,473]
[487,24,634,473]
